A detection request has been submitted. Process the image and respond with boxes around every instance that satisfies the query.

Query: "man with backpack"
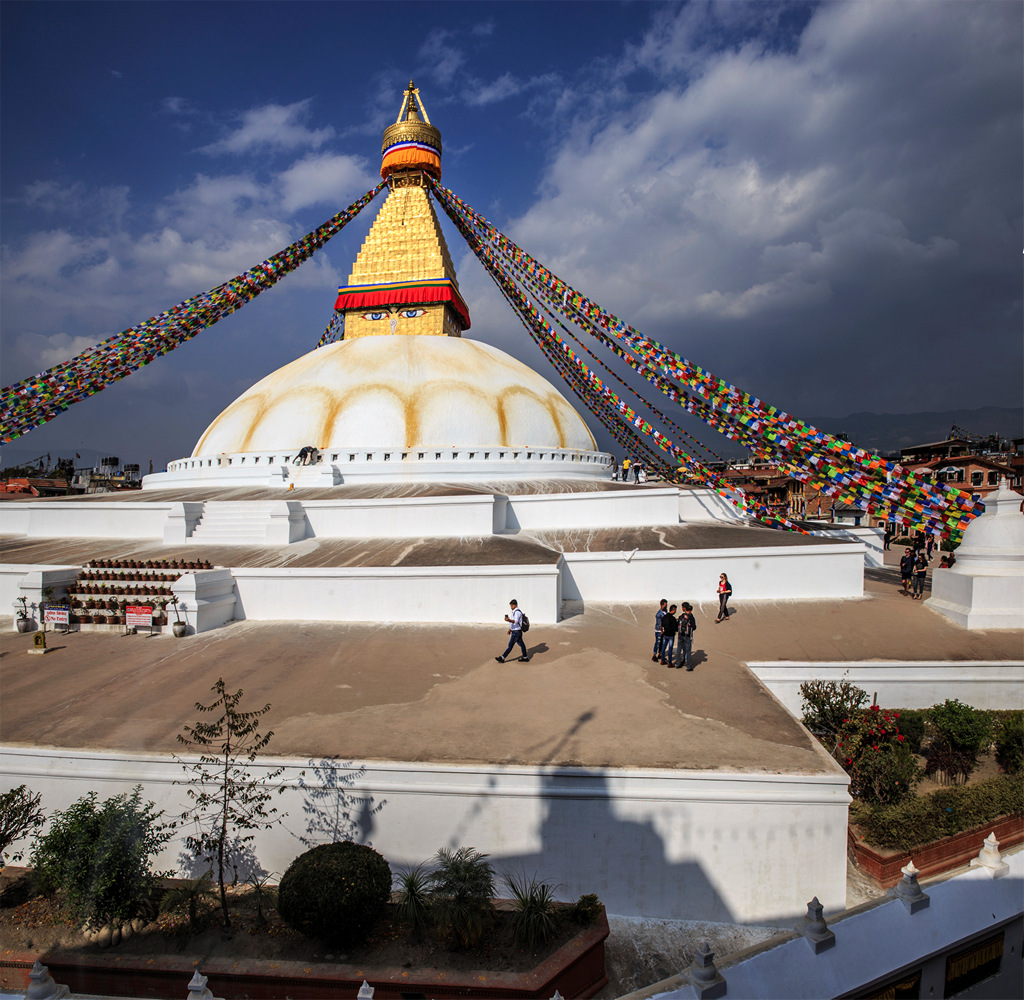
[678,602,697,671]
[496,599,530,663]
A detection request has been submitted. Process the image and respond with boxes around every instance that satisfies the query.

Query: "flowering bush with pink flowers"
[836,705,921,806]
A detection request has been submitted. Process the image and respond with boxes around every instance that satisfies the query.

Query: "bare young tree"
[176,678,286,927]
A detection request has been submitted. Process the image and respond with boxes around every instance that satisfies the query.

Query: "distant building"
[0,477,69,497]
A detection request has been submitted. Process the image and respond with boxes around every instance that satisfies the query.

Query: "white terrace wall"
[303,494,505,538]
[560,543,865,603]
[230,562,562,624]
[4,501,174,539]
[748,661,1024,713]
[505,488,680,531]
[678,487,745,524]
[0,747,850,925]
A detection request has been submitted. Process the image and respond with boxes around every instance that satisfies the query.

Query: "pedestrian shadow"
[528,642,549,658]
[688,649,709,669]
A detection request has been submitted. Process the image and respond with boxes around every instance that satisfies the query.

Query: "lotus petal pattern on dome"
[192,335,597,456]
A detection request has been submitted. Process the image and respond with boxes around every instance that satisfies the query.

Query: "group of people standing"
[651,575,732,671]
[653,599,698,669]
[898,530,949,600]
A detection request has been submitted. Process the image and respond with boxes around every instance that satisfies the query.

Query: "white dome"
[193,336,597,456]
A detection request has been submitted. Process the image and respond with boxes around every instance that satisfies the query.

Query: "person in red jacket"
[715,574,732,623]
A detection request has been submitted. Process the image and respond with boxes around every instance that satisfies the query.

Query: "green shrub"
[836,705,920,806]
[505,873,561,951]
[925,699,993,783]
[995,712,1024,774]
[427,846,496,949]
[893,709,927,755]
[277,842,391,945]
[799,677,868,747]
[0,785,44,866]
[856,774,1023,852]
[394,863,431,939]
[31,787,172,928]
[568,892,604,926]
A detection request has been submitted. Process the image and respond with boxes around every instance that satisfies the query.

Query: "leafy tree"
[30,786,172,928]
[799,676,868,749]
[175,678,286,927]
[0,785,45,866]
[925,699,993,783]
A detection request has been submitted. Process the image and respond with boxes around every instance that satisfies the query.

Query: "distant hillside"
[804,406,1022,455]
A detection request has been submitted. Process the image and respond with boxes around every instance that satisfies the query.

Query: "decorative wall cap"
[686,941,727,998]
[795,895,836,953]
[890,859,930,913]
[970,831,1009,878]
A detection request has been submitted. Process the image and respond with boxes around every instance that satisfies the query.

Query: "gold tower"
[334,82,470,340]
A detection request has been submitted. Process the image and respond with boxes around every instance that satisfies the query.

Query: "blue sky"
[2,0,1021,470]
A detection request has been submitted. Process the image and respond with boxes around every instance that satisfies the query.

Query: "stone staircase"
[187,502,283,545]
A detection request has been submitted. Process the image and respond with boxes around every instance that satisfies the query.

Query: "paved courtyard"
[2,559,1019,770]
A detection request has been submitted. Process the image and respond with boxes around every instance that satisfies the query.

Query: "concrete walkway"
[1,569,1018,768]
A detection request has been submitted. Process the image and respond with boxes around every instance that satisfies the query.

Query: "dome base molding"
[145,446,614,490]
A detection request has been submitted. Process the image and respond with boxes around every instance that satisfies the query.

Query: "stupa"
[926,478,1024,628]
[147,82,608,489]
[2,85,866,633]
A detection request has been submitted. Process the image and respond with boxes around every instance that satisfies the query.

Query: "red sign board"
[44,605,69,625]
[126,605,153,627]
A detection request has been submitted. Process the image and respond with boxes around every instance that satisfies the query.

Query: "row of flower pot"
[79,572,181,582]
[70,598,172,609]
[86,559,212,570]
[68,585,176,593]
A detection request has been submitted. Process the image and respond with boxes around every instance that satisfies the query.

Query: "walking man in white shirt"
[496,599,529,663]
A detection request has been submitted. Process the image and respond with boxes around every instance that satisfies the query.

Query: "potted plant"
[170,597,187,637]
[15,597,34,633]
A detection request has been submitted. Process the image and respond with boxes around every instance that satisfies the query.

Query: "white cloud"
[202,99,334,155]
[418,29,466,88]
[278,153,376,213]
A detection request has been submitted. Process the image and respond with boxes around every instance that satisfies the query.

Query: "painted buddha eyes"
[361,308,426,321]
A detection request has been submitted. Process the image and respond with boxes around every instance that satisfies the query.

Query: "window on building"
[971,472,983,486]
[988,471,998,485]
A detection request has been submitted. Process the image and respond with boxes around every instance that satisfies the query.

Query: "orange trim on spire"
[381,147,442,180]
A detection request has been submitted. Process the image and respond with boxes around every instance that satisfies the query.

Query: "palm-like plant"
[393,863,431,939]
[160,871,218,935]
[245,870,278,927]
[427,847,495,949]
[505,872,561,951]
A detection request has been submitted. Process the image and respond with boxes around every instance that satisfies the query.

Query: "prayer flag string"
[428,177,981,539]
[0,182,386,443]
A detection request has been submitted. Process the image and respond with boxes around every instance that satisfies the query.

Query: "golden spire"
[380,80,443,180]
[334,84,469,339]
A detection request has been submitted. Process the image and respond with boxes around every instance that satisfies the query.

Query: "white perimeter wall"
[506,488,680,531]
[638,853,1023,1000]
[304,494,505,538]
[0,747,850,924]
[748,661,1024,713]
[561,543,865,602]
[678,488,745,524]
[231,563,562,624]
[4,501,175,539]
